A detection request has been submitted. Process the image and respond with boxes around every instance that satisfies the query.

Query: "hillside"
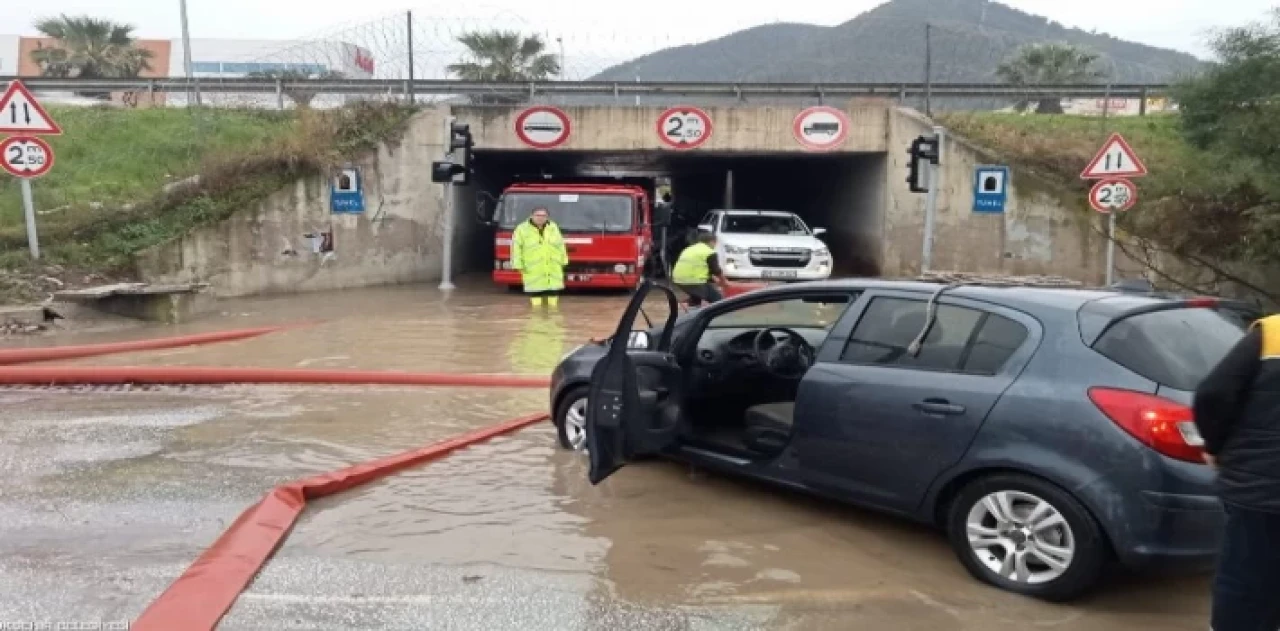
[591,0,1203,84]
[0,103,415,305]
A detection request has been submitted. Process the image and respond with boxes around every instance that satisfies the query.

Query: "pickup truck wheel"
[946,473,1107,602]
[553,386,590,452]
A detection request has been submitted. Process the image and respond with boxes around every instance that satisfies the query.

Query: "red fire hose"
[0,325,293,365]
[0,365,550,388]
[131,411,550,631]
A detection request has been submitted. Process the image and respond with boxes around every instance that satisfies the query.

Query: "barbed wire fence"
[164,10,1175,114]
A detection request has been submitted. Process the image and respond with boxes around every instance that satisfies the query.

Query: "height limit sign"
[0,80,62,261]
[1082,132,1145,213]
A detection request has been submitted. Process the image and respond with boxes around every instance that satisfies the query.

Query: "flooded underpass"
[0,280,1212,629]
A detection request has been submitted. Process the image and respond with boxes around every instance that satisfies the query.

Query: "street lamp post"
[179,0,200,106]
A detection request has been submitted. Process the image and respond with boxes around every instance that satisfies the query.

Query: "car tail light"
[1087,387,1205,463]
[1185,297,1219,308]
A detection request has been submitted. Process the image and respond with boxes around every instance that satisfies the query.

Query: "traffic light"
[431,161,466,183]
[906,134,940,193]
[433,121,474,185]
[449,121,473,153]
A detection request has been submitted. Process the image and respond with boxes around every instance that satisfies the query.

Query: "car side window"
[840,297,1027,374]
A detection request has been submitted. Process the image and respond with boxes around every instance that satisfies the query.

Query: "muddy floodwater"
[0,280,1212,630]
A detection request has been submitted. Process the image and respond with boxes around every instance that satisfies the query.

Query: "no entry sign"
[0,136,54,178]
[515,106,571,149]
[793,106,850,150]
[657,107,712,149]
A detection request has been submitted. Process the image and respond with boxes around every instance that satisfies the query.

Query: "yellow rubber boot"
[547,295,560,309]
[530,296,544,308]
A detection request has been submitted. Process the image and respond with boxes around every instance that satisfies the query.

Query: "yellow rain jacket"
[512,219,569,293]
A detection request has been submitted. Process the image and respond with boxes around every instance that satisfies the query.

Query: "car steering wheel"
[752,327,816,379]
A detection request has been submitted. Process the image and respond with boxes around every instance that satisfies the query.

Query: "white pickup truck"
[697,209,833,282]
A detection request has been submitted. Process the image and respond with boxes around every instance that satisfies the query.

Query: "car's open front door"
[586,280,684,484]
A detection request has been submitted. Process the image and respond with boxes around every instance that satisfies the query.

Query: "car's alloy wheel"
[947,473,1107,602]
[554,387,590,453]
[563,397,588,451]
[964,490,1075,585]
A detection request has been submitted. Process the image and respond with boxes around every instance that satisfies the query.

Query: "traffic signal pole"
[922,126,944,273]
[439,116,457,290]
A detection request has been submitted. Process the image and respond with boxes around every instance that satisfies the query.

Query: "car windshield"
[1092,307,1248,391]
[708,295,852,330]
[720,214,808,235]
[497,192,634,233]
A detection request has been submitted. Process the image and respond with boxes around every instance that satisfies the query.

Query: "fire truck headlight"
[614,264,628,274]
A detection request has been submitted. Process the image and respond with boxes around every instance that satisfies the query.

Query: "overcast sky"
[6,0,1275,61]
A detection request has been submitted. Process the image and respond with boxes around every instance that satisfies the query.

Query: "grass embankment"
[939,112,1273,298]
[0,102,416,304]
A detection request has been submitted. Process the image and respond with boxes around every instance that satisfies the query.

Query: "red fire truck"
[490,182,654,290]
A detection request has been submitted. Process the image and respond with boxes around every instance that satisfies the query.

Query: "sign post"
[922,126,945,272]
[0,81,62,261]
[1080,132,1147,286]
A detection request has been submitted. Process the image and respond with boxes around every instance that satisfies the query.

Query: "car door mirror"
[812,227,827,237]
[626,331,651,350]
[697,223,714,233]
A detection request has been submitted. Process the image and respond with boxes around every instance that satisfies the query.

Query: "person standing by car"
[512,206,569,309]
[671,231,729,307]
[1192,314,1280,631]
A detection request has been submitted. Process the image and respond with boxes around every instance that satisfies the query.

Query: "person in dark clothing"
[1192,315,1280,631]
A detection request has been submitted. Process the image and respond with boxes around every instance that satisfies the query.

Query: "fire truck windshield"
[496,192,634,233]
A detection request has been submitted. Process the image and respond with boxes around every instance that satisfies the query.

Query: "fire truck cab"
[491,182,654,290]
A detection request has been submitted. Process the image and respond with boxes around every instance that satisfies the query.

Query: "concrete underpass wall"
[452,105,889,152]
[136,109,450,297]
[882,107,1121,283]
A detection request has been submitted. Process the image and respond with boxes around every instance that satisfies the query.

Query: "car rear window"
[1092,308,1248,391]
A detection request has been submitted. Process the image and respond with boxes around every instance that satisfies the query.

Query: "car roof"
[741,278,1175,315]
[713,209,797,216]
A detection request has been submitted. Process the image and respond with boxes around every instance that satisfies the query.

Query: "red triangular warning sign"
[0,81,63,135]
[1080,132,1146,179]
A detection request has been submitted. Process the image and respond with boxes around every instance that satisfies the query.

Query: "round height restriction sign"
[0,136,54,178]
[515,106,571,149]
[793,106,850,150]
[1089,178,1138,213]
[657,107,712,149]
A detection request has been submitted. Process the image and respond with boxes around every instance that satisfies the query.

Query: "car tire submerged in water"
[554,386,590,452]
[946,473,1107,602]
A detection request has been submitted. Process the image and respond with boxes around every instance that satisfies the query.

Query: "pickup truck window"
[721,214,808,235]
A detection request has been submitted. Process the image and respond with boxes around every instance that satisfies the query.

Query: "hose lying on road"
[0,365,551,388]
[131,411,550,631]
[0,325,293,366]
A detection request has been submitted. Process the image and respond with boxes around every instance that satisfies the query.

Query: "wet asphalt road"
[0,282,1213,630]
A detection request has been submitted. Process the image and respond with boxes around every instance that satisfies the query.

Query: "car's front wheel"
[553,386,589,452]
[946,473,1108,602]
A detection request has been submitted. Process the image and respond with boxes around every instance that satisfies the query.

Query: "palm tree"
[29,15,153,99]
[996,43,1110,114]
[246,68,344,108]
[447,31,561,104]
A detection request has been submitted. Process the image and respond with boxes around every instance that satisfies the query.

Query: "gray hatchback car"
[549,279,1255,601]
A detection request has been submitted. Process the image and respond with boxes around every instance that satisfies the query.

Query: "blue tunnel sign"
[330,166,365,213]
[972,165,1009,213]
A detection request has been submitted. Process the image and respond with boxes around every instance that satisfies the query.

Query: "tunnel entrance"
[452,150,887,282]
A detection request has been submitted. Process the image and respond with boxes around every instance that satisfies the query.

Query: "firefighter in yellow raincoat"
[511,206,569,308]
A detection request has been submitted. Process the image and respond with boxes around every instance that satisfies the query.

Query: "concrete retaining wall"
[136,109,449,298]
[881,106,1126,283]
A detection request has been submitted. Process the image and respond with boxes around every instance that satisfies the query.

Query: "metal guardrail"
[0,76,1169,99]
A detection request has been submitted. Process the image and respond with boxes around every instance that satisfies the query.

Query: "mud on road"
[0,283,1212,630]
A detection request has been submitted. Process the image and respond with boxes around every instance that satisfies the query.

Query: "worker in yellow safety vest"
[511,206,569,308]
[671,231,729,307]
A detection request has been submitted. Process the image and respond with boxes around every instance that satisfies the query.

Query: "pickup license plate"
[569,274,594,282]
[762,270,798,279]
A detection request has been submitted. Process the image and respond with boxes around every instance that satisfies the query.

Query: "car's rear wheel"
[946,473,1107,602]
[553,386,589,452]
